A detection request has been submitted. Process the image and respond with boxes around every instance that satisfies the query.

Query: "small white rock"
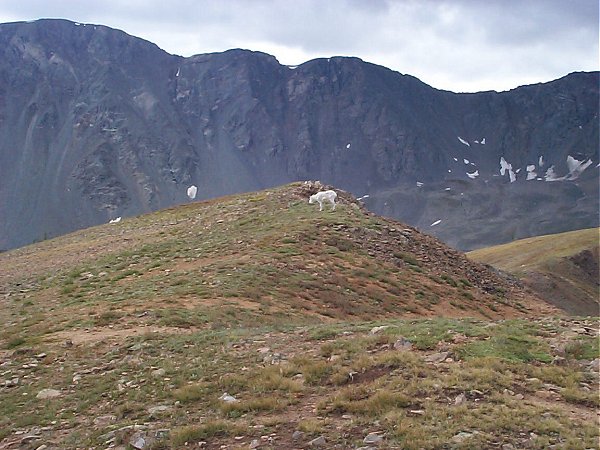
[370,326,389,335]
[219,392,238,403]
[36,388,61,399]
[152,368,166,377]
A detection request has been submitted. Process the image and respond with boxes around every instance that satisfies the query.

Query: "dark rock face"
[0,19,598,251]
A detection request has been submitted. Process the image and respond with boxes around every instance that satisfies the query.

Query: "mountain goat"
[309,190,337,211]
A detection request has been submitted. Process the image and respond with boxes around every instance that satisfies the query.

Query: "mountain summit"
[0,19,598,250]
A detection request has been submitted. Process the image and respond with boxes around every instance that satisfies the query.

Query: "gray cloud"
[0,0,597,92]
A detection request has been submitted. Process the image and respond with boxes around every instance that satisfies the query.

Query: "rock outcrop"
[0,19,597,250]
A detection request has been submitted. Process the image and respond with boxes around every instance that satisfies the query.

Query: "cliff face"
[0,19,598,250]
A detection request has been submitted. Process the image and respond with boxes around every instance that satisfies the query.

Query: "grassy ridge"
[1,183,547,352]
[468,228,599,315]
[0,183,595,449]
[467,227,599,273]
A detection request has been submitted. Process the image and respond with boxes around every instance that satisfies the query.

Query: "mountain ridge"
[0,181,556,335]
[3,182,599,449]
[468,227,600,316]
[0,19,598,251]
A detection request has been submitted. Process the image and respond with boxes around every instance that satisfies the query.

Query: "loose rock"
[292,431,305,441]
[363,432,383,444]
[130,431,153,449]
[454,393,466,405]
[309,435,326,446]
[393,337,413,351]
[370,326,389,335]
[451,431,474,443]
[36,388,61,399]
[148,405,172,416]
[219,392,238,403]
[93,415,117,427]
[152,368,166,377]
[424,352,449,364]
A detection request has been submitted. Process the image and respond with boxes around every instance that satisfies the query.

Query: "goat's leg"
[319,201,323,211]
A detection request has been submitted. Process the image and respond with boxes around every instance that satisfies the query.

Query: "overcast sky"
[0,0,597,93]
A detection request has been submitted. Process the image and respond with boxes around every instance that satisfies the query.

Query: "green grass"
[467,227,599,273]
[0,184,597,449]
[171,420,244,446]
[456,320,552,363]
[0,316,597,448]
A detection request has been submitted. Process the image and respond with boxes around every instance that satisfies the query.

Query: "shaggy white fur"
[309,190,337,211]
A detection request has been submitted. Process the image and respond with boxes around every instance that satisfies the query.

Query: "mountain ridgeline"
[0,19,598,250]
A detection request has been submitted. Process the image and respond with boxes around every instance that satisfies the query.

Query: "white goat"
[309,190,337,211]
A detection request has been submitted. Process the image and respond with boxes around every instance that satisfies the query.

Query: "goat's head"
[308,194,317,204]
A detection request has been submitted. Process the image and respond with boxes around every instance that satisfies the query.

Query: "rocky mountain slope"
[0,183,597,449]
[468,228,600,316]
[0,19,598,251]
[0,182,555,329]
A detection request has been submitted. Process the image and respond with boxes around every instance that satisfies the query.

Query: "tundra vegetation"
[0,183,597,449]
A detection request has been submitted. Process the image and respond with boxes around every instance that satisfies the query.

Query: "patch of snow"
[566,155,593,179]
[430,219,442,227]
[187,185,197,200]
[526,165,536,172]
[470,162,476,166]
[457,136,470,146]
[444,187,451,191]
[526,171,537,180]
[287,65,298,69]
[466,170,479,179]
[75,22,81,26]
[463,159,469,164]
[545,156,594,181]
[109,217,121,224]
[499,157,511,176]
[539,155,544,166]
[448,169,452,173]
[515,168,521,174]
[416,181,424,187]
[499,157,517,182]
[453,157,458,162]
[481,138,486,145]
[346,143,351,149]
[357,194,370,201]
[474,140,479,144]
[176,67,180,77]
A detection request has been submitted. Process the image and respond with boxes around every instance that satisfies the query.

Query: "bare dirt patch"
[46,325,196,346]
